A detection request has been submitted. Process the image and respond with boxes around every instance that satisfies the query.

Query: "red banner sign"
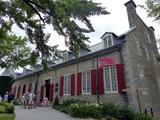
[99,57,116,67]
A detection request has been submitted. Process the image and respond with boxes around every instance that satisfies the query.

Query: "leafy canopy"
[0,0,109,68]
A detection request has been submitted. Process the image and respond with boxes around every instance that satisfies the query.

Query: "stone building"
[11,0,160,119]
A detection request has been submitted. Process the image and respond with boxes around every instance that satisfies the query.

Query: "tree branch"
[23,0,45,23]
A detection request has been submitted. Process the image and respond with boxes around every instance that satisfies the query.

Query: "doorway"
[45,79,50,99]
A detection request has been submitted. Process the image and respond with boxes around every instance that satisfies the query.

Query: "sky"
[13,0,160,50]
[12,0,160,50]
[45,0,160,50]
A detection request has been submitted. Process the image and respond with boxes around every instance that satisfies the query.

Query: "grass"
[0,114,15,120]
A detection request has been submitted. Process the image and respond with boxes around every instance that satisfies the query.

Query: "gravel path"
[15,106,88,120]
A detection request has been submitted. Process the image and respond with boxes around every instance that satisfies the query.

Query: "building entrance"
[45,79,50,100]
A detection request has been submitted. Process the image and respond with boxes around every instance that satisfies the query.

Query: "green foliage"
[53,96,59,106]
[0,105,6,113]
[62,99,80,107]
[0,77,12,95]
[0,114,15,120]
[140,0,160,22]
[135,113,153,120]
[13,99,21,105]
[0,102,15,114]
[0,0,109,68]
[100,103,136,120]
[69,103,102,119]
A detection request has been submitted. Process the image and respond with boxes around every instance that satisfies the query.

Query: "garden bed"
[52,99,154,120]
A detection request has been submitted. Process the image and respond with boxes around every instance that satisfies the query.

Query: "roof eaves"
[13,44,122,81]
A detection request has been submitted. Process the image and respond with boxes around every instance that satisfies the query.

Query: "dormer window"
[103,34,113,48]
[63,52,68,62]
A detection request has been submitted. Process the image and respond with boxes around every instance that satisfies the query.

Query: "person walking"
[24,92,29,109]
[28,92,34,109]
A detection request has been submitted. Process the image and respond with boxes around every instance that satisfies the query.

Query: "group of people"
[0,92,14,103]
[21,92,37,109]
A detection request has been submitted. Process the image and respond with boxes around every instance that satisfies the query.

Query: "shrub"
[13,99,20,105]
[53,96,59,106]
[0,105,6,113]
[0,102,14,114]
[101,103,136,120]
[117,107,136,120]
[5,103,14,114]
[70,103,102,119]
[62,99,80,107]
[101,103,120,117]
[135,113,153,120]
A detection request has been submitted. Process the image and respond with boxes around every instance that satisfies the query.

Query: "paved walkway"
[15,106,88,120]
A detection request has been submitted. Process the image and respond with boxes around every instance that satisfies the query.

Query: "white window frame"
[103,34,113,48]
[63,74,71,95]
[138,65,145,88]
[82,71,91,95]
[63,52,68,62]
[103,66,118,93]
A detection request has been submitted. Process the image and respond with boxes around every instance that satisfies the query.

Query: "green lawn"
[0,114,15,120]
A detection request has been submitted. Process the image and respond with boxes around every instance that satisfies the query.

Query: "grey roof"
[12,27,137,80]
[118,26,136,38]
[0,68,15,77]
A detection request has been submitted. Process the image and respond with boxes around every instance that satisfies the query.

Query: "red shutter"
[116,64,126,94]
[77,72,82,95]
[91,69,97,95]
[71,74,75,96]
[17,86,21,98]
[28,82,32,93]
[49,84,54,101]
[40,85,44,101]
[60,76,64,96]
[98,68,104,94]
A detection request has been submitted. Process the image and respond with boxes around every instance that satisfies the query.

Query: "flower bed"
[52,99,154,120]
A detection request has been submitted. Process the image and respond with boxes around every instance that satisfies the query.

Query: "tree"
[0,0,109,68]
[143,0,160,22]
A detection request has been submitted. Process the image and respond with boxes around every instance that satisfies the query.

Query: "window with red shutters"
[77,72,82,95]
[91,69,97,95]
[116,64,126,94]
[71,74,75,96]
[103,66,118,93]
[60,76,64,96]
[82,71,91,94]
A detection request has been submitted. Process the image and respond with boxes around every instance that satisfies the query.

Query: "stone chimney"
[149,26,155,33]
[125,0,137,28]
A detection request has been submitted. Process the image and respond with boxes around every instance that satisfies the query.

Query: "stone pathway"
[15,106,93,120]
